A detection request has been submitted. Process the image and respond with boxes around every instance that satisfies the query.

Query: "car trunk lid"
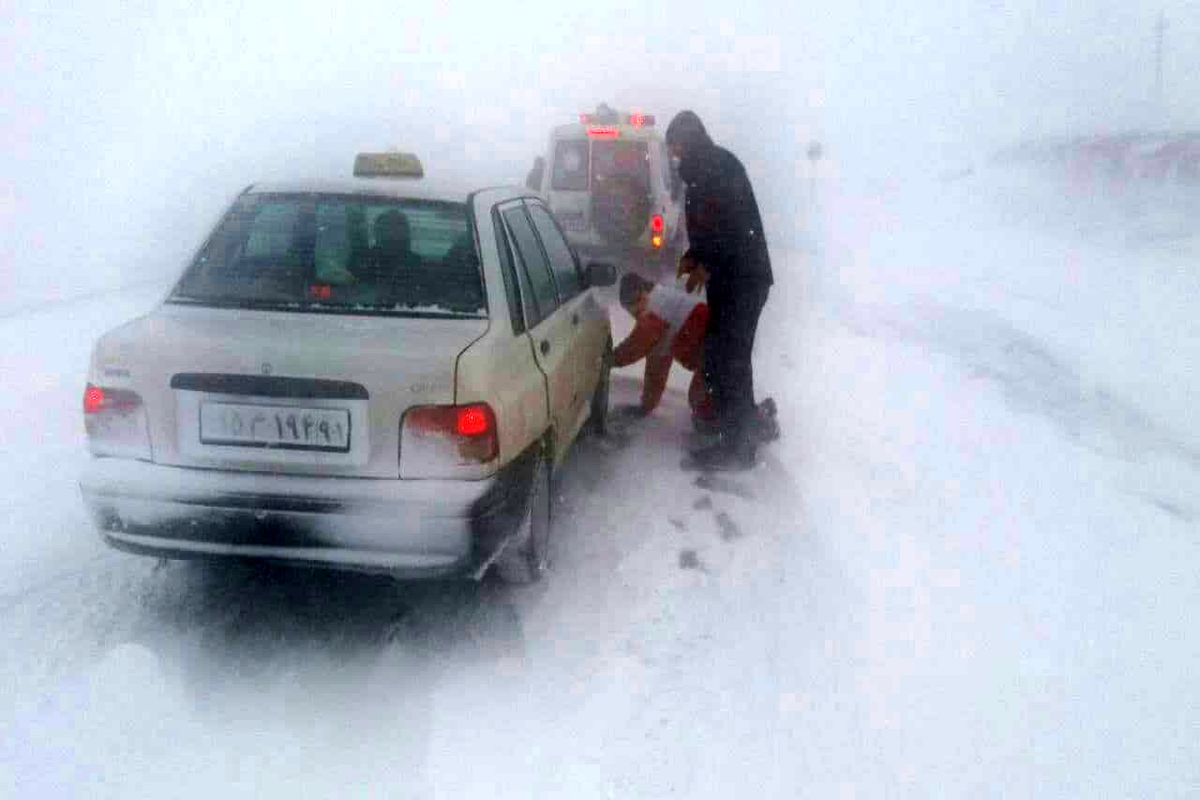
[93,304,488,478]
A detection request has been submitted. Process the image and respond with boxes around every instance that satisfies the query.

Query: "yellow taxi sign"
[353,151,424,178]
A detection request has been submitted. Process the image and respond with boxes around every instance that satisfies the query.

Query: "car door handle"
[571,313,580,326]
[540,340,550,355]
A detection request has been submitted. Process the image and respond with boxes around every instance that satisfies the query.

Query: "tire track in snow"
[840,302,1200,525]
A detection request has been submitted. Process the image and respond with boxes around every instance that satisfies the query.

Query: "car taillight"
[400,403,499,479]
[83,383,151,460]
[83,385,106,414]
[456,405,491,437]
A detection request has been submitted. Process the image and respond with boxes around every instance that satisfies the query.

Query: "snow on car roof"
[248,177,521,204]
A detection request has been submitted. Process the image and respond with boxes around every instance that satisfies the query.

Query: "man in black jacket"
[666,110,774,471]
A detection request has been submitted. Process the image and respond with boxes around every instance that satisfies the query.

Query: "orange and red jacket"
[613,298,709,414]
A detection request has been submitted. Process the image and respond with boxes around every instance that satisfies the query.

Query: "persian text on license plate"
[199,403,351,452]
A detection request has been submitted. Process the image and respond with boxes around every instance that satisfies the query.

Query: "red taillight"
[308,283,332,300]
[457,405,491,436]
[83,384,150,459]
[650,214,664,233]
[629,112,646,127]
[84,384,140,414]
[400,403,499,478]
[84,384,106,414]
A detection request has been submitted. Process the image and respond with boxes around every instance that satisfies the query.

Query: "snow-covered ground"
[1,171,1197,798]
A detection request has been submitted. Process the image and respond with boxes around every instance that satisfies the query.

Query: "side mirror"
[584,261,617,288]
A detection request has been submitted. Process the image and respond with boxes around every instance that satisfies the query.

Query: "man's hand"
[684,264,709,294]
[676,253,697,280]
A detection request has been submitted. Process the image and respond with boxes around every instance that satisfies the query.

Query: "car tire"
[495,451,551,585]
[588,342,612,437]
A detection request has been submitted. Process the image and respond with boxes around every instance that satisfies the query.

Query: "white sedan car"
[80,160,615,583]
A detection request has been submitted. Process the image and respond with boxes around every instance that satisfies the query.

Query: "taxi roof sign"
[353,151,424,179]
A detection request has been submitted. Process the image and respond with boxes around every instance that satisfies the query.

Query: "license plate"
[200,403,351,452]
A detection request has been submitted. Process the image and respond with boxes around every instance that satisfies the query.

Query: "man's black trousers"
[702,278,771,453]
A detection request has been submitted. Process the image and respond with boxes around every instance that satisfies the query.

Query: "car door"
[497,202,577,461]
[525,200,607,431]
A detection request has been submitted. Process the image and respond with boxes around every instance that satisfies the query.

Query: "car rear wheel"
[588,342,612,437]
[495,452,551,584]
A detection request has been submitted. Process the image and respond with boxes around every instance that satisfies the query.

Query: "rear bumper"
[79,453,536,578]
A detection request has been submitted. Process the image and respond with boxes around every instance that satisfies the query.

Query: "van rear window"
[551,139,589,191]
[591,140,650,193]
[550,138,651,194]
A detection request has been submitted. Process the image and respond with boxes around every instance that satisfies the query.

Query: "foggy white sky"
[2,0,1197,301]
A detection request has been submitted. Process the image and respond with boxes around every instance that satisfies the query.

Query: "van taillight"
[650,214,664,248]
[400,403,499,479]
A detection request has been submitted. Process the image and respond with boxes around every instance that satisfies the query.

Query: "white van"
[529,104,686,276]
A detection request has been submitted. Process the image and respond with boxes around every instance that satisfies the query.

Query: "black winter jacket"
[679,143,773,289]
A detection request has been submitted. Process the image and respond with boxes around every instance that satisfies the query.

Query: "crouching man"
[613,273,715,426]
[614,273,779,441]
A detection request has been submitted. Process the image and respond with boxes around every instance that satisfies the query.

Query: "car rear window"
[169,194,486,318]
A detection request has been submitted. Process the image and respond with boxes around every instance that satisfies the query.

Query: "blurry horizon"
[3,0,1197,306]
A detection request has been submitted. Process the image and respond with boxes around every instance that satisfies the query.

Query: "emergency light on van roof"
[353,151,424,178]
[578,112,656,128]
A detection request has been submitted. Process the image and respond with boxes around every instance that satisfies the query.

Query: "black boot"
[753,397,780,444]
